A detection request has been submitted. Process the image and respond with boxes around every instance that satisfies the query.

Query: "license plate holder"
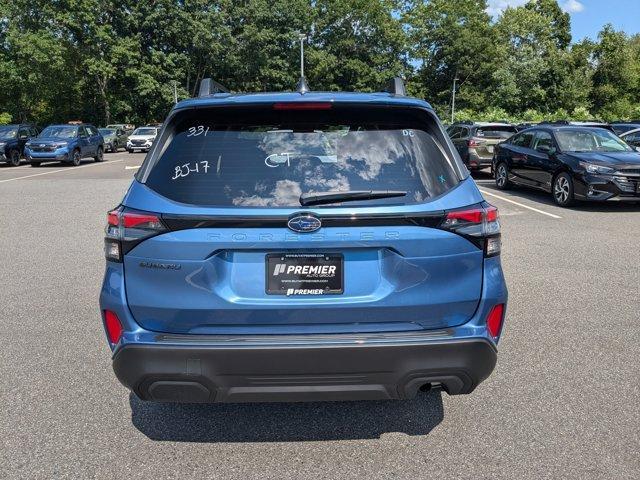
[266,253,344,295]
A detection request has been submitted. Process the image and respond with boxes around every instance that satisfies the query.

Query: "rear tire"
[94,146,104,162]
[495,163,512,190]
[553,172,575,207]
[71,149,81,166]
[8,149,21,166]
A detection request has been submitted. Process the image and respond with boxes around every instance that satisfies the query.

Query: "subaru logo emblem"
[287,214,321,233]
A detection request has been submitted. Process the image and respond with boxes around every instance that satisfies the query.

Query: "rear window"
[142,106,461,207]
[476,125,517,138]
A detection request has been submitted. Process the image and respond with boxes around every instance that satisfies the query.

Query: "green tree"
[0,0,73,123]
[590,25,640,120]
[308,0,407,92]
[491,0,583,116]
[406,0,498,114]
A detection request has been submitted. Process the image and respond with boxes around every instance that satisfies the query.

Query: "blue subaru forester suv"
[100,78,508,403]
[25,123,104,166]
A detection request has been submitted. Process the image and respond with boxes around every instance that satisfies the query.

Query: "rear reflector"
[273,102,333,110]
[104,310,123,344]
[486,304,505,338]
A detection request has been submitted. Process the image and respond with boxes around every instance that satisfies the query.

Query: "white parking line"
[125,165,140,170]
[0,159,124,184]
[479,189,562,219]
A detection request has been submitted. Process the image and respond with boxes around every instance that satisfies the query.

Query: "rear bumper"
[468,150,493,168]
[112,335,497,403]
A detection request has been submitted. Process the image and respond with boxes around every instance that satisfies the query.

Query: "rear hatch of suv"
[112,101,492,335]
[472,124,517,159]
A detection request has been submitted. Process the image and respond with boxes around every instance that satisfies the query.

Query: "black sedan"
[492,126,640,207]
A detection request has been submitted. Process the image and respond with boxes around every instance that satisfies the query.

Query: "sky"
[486,0,640,42]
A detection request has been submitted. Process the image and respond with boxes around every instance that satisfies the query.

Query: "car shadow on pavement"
[129,390,444,442]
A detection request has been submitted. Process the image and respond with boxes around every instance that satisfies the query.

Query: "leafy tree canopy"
[0,0,638,125]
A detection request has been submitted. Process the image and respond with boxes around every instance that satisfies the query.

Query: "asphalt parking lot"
[1,152,639,479]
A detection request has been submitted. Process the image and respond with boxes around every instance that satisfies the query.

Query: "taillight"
[486,304,505,339]
[468,138,485,147]
[103,310,123,344]
[104,207,166,262]
[439,203,501,257]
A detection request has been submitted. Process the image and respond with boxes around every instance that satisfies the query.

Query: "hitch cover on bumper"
[113,336,497,403]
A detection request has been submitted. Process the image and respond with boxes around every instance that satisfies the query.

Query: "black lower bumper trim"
[113,338,497,403]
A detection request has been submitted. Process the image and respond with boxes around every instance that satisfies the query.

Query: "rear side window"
[142,106,461,207]
[511,131,535,148]
[533,131,554,151]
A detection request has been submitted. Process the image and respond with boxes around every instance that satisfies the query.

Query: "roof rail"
[383,77,406,96]
[198,78,230,97]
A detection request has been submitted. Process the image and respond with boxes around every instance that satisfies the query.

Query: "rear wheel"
[553,172,575,207]
[8,149,21,167]
[495,163,512,190]
[71,149,82,166]
[94,146,104,162]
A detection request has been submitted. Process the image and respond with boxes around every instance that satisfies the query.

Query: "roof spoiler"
[383,77,406,96]
[198,78,230,97]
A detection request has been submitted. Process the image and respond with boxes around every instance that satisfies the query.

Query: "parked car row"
[446,119,640,207]
[0,122,160,166]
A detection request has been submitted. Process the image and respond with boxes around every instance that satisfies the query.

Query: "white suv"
[126,127,158,153]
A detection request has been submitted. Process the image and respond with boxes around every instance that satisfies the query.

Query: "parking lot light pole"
[451,76,458,124]
[298,33,306,78]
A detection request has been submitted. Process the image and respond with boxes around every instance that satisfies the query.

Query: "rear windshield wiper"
[299,190,407,206]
